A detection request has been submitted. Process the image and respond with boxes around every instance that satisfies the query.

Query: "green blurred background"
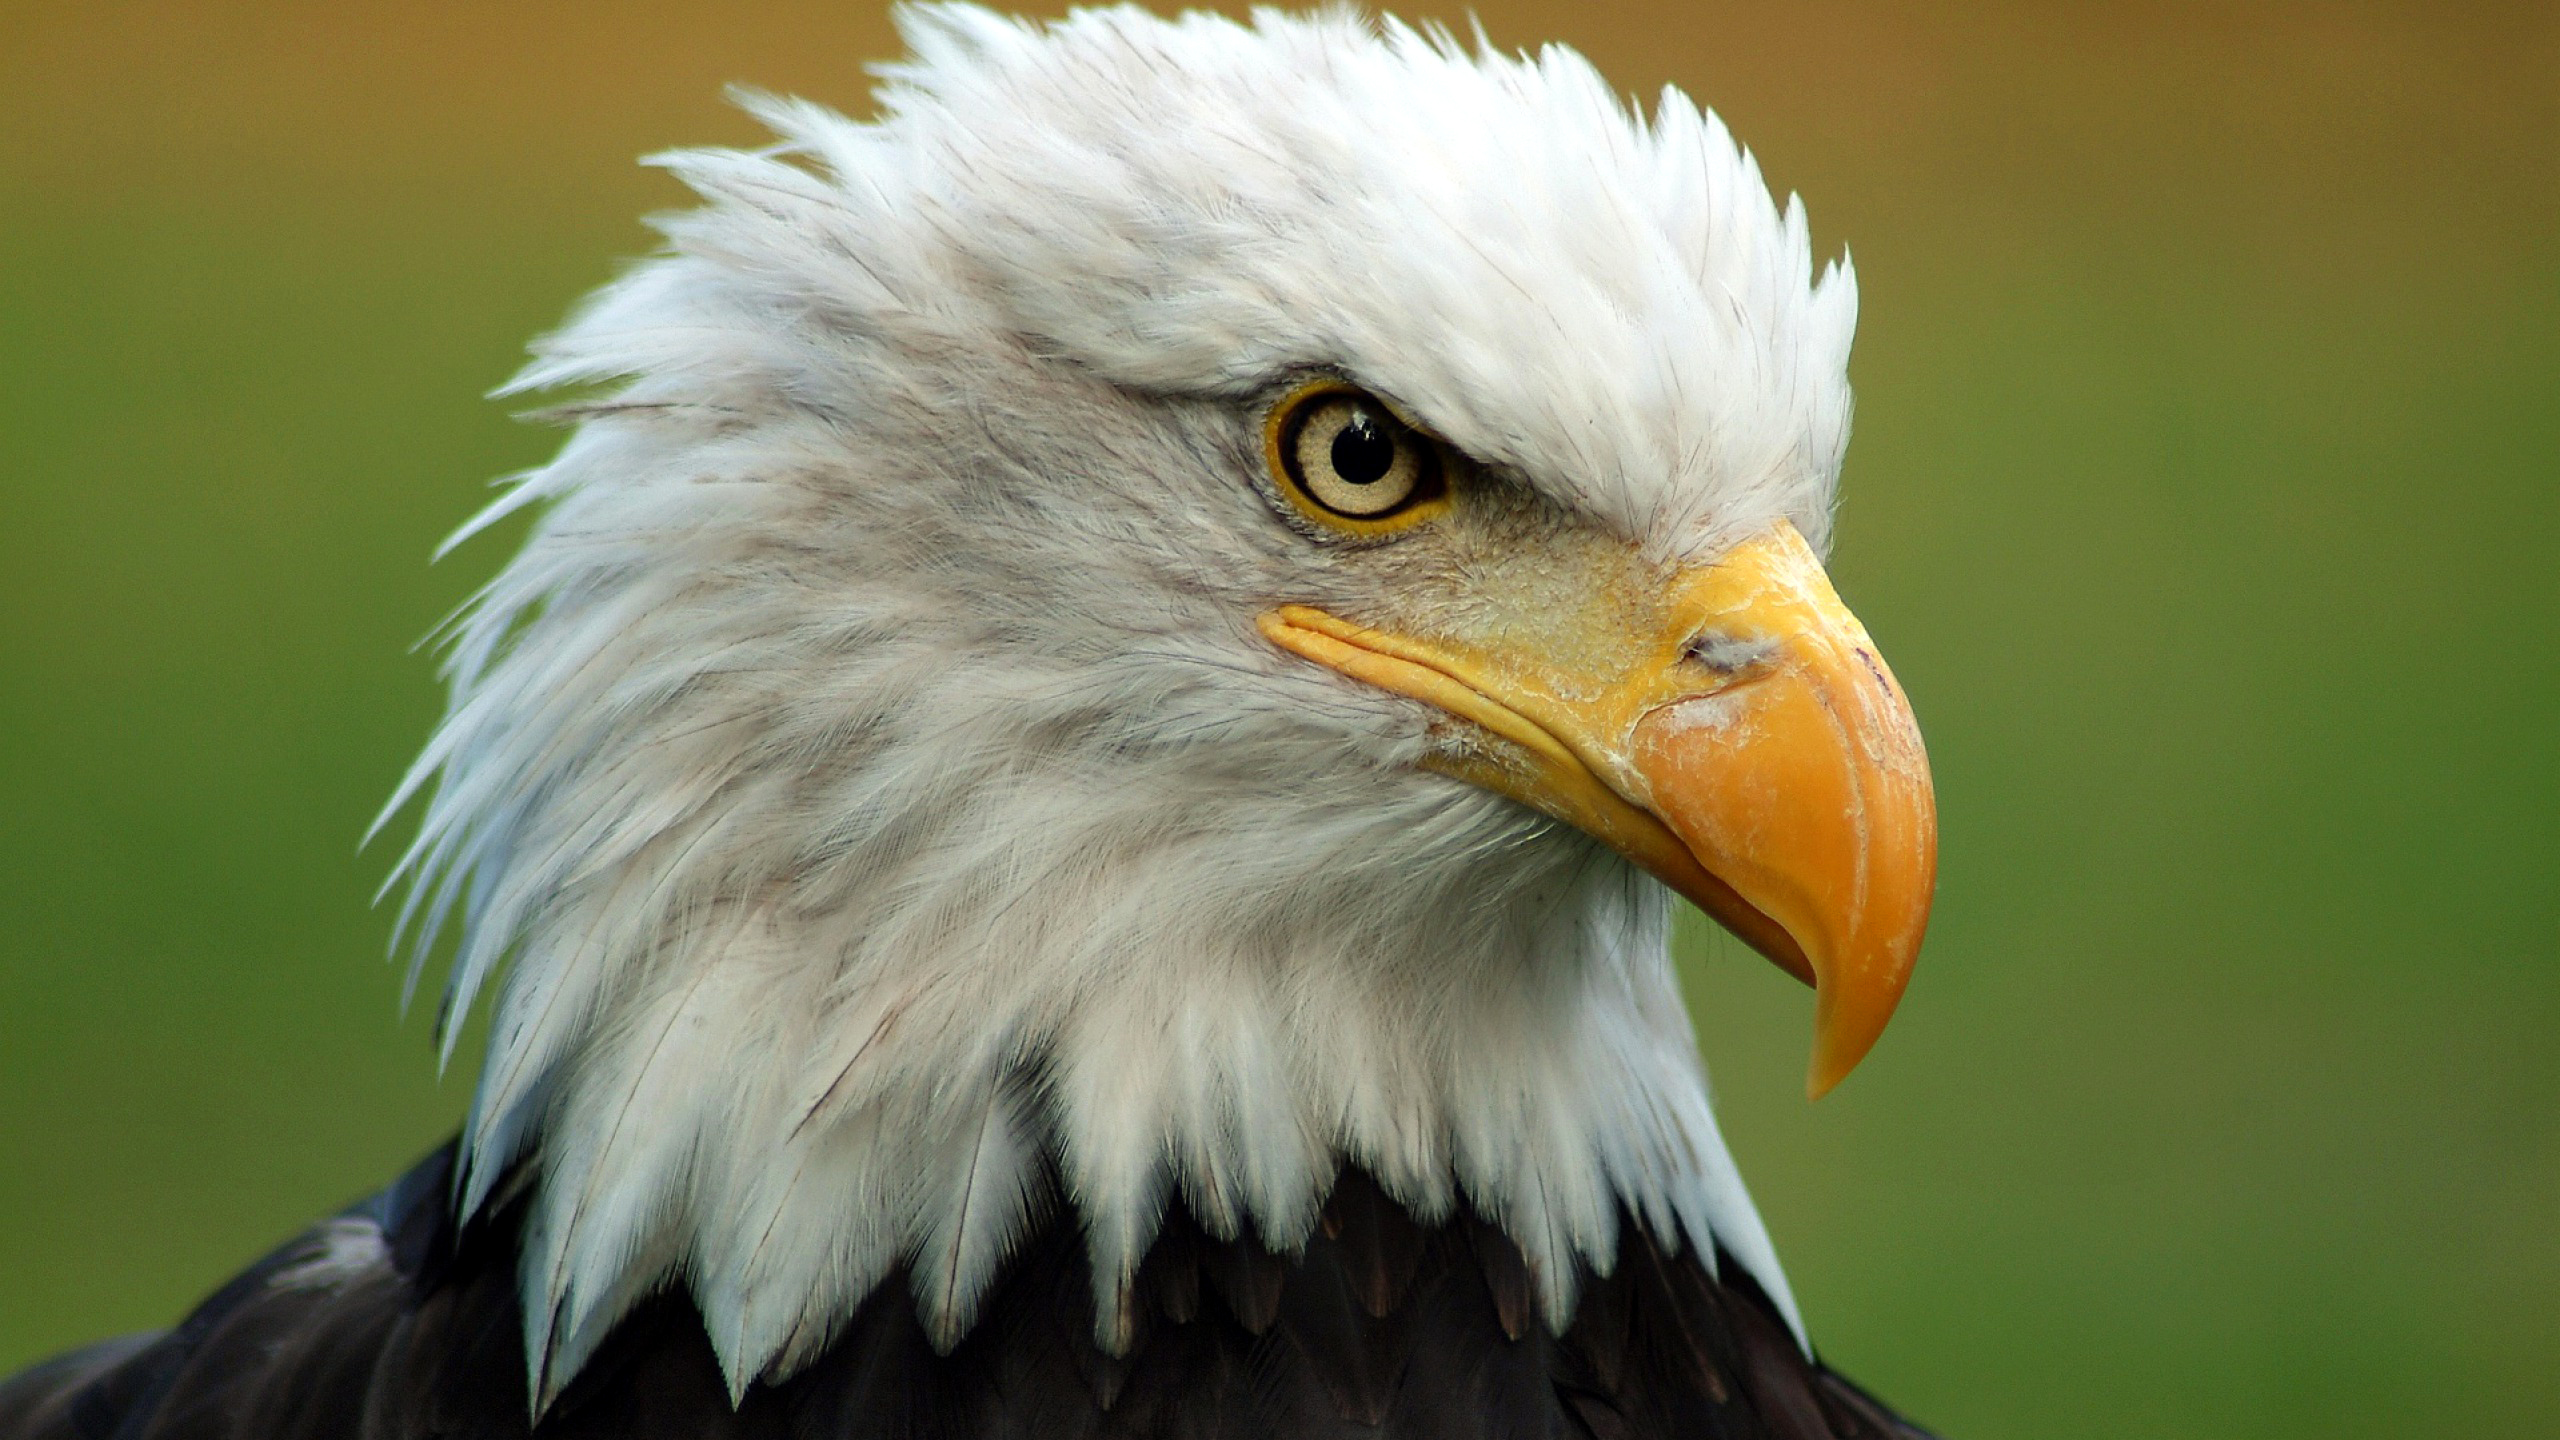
[1,2,2551,1435]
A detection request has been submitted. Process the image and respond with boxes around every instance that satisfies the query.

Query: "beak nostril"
[1682,632,1775,676]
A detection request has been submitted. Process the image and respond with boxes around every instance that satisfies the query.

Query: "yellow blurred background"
[1,3,2552,1436]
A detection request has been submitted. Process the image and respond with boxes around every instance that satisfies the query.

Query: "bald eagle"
[0,7,1942,1438]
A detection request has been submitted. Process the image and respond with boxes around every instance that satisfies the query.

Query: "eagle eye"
[1264,382,1451,534]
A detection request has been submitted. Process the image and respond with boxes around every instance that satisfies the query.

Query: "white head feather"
[381,2,1857,1404]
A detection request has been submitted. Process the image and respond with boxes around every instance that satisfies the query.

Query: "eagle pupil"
[1330,410,1397,485]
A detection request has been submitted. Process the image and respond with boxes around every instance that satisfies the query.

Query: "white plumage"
[379,3,1858,1407]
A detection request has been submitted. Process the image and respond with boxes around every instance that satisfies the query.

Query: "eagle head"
[382,2,1935,1405]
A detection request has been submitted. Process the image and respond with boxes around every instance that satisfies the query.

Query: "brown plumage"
[0,1145,1937,1440]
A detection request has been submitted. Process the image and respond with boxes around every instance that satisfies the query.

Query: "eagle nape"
[1,5,1948,1438]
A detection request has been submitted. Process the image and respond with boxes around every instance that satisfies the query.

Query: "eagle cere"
[0,6,1940,1438]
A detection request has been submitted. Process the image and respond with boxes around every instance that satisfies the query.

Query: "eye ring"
[1262,381,1453,536]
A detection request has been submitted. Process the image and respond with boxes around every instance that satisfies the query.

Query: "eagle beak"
[1259,521,1935,1097]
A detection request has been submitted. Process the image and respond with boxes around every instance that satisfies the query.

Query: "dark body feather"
[0,1144,1938,1440]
